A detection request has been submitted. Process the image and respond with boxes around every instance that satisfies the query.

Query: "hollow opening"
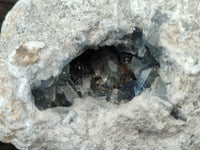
[32,28,161,110]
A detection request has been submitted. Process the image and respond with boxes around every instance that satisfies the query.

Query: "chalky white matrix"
[0,0,200,150]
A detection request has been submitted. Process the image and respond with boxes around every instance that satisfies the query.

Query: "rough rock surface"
[0,0,200,149]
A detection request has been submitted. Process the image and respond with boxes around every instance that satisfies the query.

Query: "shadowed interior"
[32,28,161,110]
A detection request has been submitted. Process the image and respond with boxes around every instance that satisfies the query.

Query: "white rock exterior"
[0,0,200,149]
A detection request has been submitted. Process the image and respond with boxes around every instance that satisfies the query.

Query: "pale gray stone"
[0,0,200,150]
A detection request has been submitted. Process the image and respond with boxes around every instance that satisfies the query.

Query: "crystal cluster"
[32,28,160,109]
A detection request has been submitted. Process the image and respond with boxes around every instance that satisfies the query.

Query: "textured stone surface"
[0,0,200,149]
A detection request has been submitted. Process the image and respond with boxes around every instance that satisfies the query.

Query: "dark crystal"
[119,52,133,64]
[134,67,159,96]
[51,93,72,107]
[118,80,136,101]
[32,86,55,110]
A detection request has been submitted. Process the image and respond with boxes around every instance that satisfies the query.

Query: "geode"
[0,0,200,150]
[31,28,160,110]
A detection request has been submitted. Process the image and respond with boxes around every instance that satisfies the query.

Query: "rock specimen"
[0,0,200,150]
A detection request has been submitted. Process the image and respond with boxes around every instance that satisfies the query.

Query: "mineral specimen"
[1,0,200,149]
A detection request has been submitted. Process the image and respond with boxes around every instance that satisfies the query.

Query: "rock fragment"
[15,41,45,66]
